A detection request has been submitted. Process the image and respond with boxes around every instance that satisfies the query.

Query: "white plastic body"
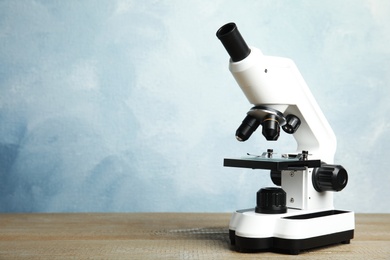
[226,46,355,247]
[229,47,337,210]
[229,208,355,240]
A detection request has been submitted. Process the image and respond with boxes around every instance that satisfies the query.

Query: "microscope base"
[229,209,354,255]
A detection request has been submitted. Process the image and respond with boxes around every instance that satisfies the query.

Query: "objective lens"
[282,114,301,134]
[235,115,261,142]
[262,114,280,141]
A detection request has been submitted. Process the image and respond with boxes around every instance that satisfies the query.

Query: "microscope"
[216,23,354,255]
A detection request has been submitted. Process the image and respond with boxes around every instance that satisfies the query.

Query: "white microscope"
[216,22,354,255]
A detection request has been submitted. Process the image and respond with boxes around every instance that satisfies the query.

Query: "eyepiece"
[216,23,250,62]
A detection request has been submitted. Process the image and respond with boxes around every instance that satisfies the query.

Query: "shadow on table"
[156,227,231,249]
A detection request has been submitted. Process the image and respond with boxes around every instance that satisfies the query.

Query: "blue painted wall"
[1,0,389,212]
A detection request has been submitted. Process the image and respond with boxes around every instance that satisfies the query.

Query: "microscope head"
[217,23,294,142]
[217,22,336,162]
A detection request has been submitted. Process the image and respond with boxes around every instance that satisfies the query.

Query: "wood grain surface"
[0,213,389,259]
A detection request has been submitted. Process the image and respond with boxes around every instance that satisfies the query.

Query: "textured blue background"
[1,0,389,213]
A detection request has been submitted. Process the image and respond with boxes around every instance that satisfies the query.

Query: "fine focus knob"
[255,187,287,214]
[312,164,348,192]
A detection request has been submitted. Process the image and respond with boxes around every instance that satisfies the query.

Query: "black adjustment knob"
[255,187,287,214]
[282,114,301,134]
[312,164,348,192]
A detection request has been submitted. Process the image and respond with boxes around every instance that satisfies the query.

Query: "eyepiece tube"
[216,23,250,62]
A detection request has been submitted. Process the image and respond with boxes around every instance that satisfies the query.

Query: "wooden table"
[0,213,389,259]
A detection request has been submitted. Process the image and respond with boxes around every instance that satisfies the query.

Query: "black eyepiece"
[216,23,251,62]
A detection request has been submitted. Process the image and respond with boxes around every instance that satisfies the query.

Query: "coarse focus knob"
[312,164,348,192]
[255,187,287,214]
